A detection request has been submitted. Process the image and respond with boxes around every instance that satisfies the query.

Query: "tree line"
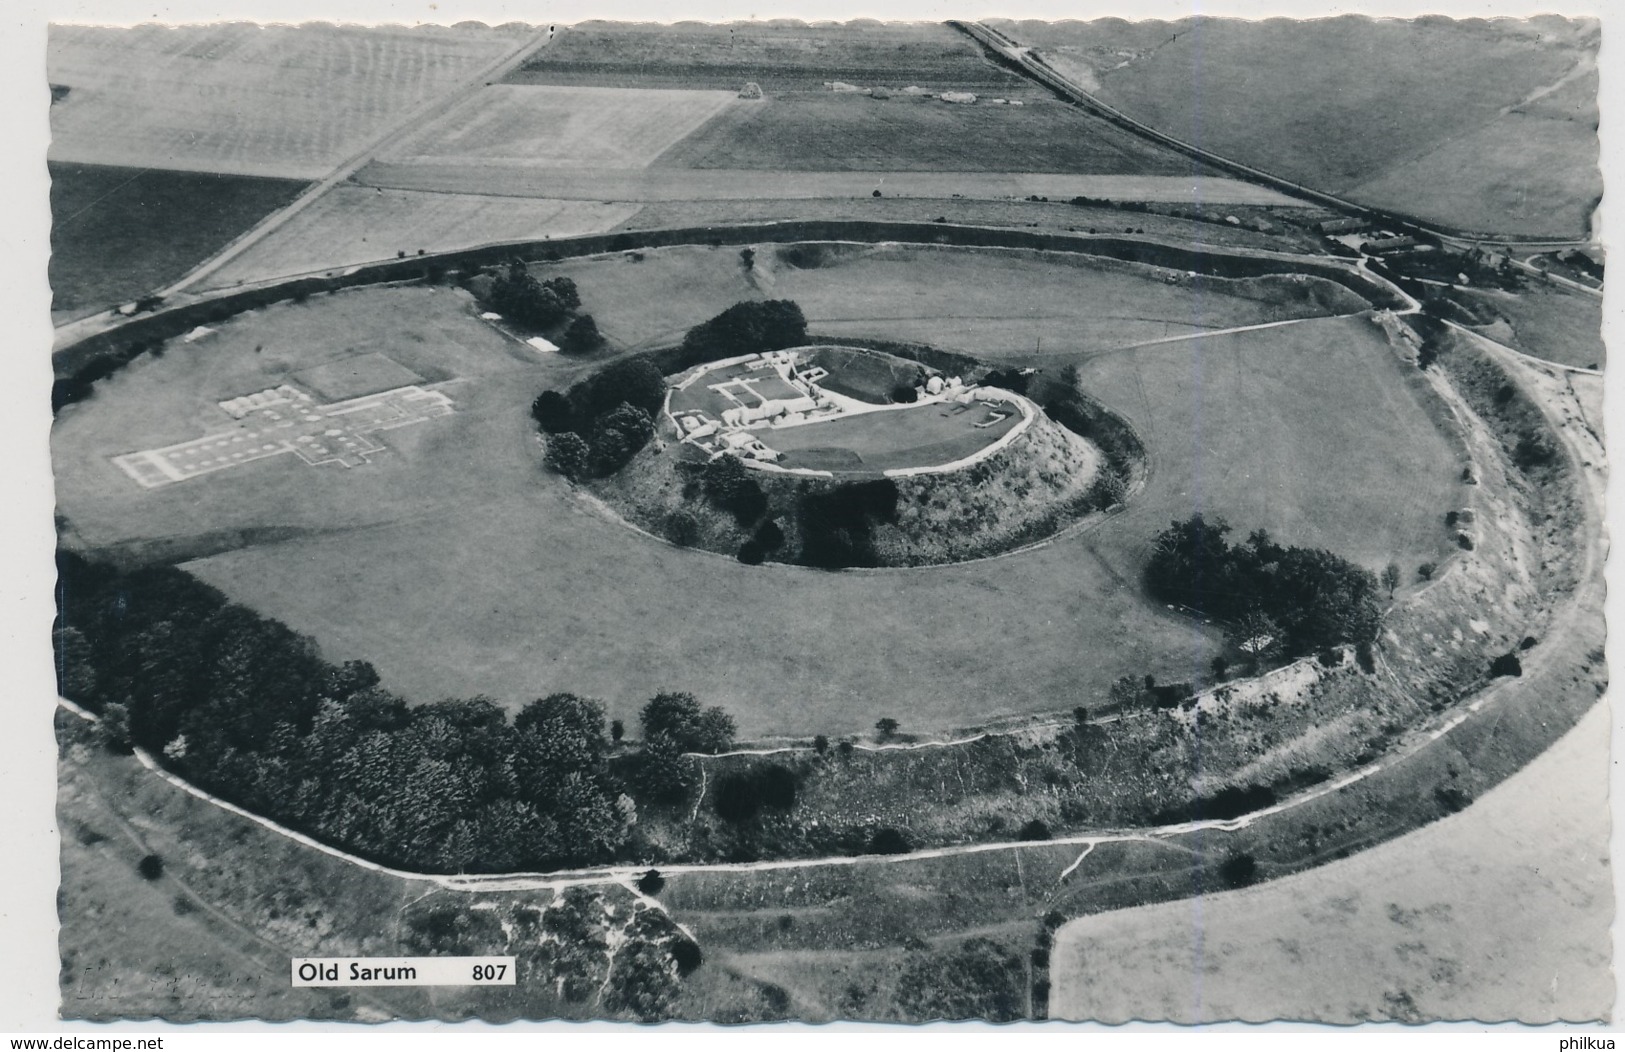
[54,552,735,874]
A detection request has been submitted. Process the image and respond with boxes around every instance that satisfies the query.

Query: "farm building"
[1362,235,1417,253]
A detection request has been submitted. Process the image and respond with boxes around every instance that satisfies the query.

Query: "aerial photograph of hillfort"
[44,9,1609,1026]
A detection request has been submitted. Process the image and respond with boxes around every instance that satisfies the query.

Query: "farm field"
[201,187,641,289]
[652,93,1202,175]
[354,162,1300,207]
[545,242,1367,353]
[49,162,308,317]
[766,399,1023,473]
[1049,700,1612,1024]
[993,15,1599,237]
[56,249,1460,739]
[505,20,1034,93]
[380,84,741,170]
[48,22,531,179]
[1455,284,1605,370]
[1343,101,1602,239]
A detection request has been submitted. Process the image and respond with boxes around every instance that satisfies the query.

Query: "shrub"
[636,869,666,895]
[1418,562,1436,581]
[544,432,590,481]
[633,736,699,803]
[1218,852,1258,889]
[138,854,165,881]
[737,540,766,565]
[866,828,911,855]
[1018,818,1050,841]
[1489,652,1523,678]
[672,939,704,977]
[1434,785,1472,813]
[531,390,576,434]
[560,314,605,356]
[753,520,785,552]
[812,734,829,754]
[713,764,798,823]
[665,510,699,546]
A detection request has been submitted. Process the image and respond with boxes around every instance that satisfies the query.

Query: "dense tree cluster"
[488,262,582,331]
[53,554,736,874]
[696,454,768,525]
[533,357,668,479]
[640,691,736,755]
[678,300,807,361]
[1145,515,1383,657]
[799,479,900,569]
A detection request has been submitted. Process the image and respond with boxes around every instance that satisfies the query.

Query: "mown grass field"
[48,22,528,179]
[506,20,1034,93]
[1072,313,1464,572]
[546,242,1364,353]
[1049,701,1612,1023]
[380,84,741,169]
[55,247,1460,739]
[768,401,1021,472]
[49,162,307,316]
[994,15,1599,237]
[651,92,1199,175]
[201,187,640,290]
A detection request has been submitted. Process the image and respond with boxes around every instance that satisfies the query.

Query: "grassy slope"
[615,196,1330,254]
[651,93,1202,176]
[994,16,1598,237]
[1049,700,1611,1024]
[49,162,307,316]
[56,253,1452,740]
[56,715,427,1023]
[1456,284,1606,371]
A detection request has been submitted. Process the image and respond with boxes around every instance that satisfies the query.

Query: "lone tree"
[560,314,605,356]
[875,717,900,739]
[1382,561,1401,598]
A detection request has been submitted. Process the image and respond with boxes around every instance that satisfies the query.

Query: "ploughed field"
[48,162,308,318]
[53,245,1461,739]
